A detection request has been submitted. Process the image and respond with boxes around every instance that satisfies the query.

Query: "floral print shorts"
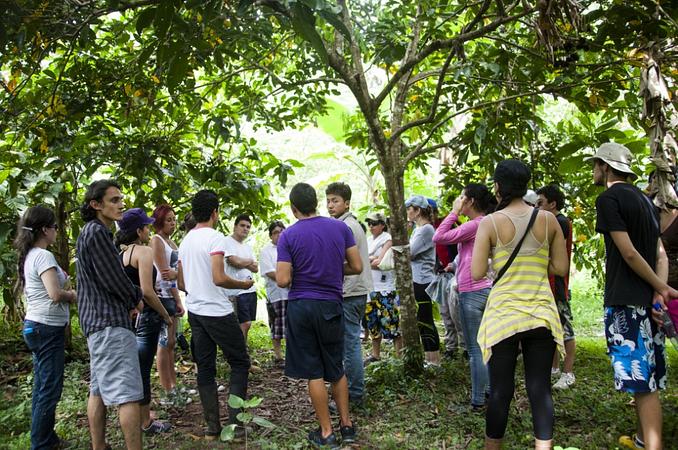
[604,305,666,393]
[365,290,400,340]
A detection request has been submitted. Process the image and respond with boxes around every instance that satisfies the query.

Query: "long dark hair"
[14,206,56,290]
[463,183,496,215]
[115,228,142,248]
[80,179,120,222]
[493,160,531,211]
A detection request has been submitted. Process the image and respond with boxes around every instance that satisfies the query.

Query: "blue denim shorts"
[605,305,667,393]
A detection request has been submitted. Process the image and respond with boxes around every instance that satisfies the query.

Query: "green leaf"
[318,10,351,41]
[243,397,263,408]
[136,7,157,35]
[228,394,245,409]
[220,424,236,441]
[252,416,276,428]
[236,412,253,423]
[290,4,328,64]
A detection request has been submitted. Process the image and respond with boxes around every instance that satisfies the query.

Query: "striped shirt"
[76,219,143,337]
[477,210,564,363]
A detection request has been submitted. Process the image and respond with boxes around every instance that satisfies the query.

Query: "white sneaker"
[553,372,575,389]
[551,367,561,378]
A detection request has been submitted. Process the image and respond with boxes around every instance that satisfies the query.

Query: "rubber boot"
[198,384,221,440]
[485,436,502,450]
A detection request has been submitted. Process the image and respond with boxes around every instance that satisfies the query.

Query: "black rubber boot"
[198,384,221,440]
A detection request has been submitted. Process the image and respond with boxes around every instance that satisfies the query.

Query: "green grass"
[1,274,676,449]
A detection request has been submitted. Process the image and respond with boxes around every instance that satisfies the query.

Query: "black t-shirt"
[595,183,659,307]
[550,213,571,302]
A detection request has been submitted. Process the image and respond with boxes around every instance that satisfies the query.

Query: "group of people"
[14,141,673,450]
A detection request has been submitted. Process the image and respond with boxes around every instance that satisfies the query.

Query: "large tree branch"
[389,48,455,145]
[374,1,531,108]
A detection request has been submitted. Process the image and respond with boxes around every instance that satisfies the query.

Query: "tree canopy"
[1,0,677,370]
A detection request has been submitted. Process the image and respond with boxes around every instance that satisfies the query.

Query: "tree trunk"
[54,194,73,349]
[381,151,424,376]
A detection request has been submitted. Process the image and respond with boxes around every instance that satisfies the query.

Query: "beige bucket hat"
[584,142,638,180]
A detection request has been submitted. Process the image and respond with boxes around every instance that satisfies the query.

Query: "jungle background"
[1,0,677,448]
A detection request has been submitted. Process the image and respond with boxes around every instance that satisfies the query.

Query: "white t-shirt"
[368,232,395,292]
[24,248,69,326]
[178,227,234,316]
[259,243,288,303]
[223,235,257,295]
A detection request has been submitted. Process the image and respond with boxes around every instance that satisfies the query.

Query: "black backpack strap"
[493,208,539,286]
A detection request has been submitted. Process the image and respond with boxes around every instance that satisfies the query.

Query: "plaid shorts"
[267,299,287,340]
[605,305,667,394]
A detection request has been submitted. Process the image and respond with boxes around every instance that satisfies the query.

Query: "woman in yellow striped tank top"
[471,160,569,450]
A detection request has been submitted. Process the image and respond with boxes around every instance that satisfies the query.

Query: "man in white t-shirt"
[259,220,289,363]
[177,190,254,440]
[224,214,259,341]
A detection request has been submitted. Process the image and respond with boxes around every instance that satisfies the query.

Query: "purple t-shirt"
[277,216,356,302]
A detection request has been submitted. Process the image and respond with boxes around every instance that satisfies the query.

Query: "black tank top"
[119,245,157,288]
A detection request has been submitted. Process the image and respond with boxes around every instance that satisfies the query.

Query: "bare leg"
[140,404,152,429]
[562,339,576,374]
[330,375,352,428]
[157,320,177,391]
[394,337,403,358]
[534,438,552,449]
[272,338,283,360]
[635,391,662,450]
[118,402,142,450]
[485,436,502,449]
[240,321,251,341]
[371,336,381,359]
[425,350,441,364]
[308,379,333,438]
[551,348,559,370]
[87,394,107,450]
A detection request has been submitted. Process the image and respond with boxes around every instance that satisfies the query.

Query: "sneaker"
[339,423,357,444]
[551,367,561,378]
[553,372,575,390]
[142,420,172,434]
[618,434,645,449]
[307,429,340,449]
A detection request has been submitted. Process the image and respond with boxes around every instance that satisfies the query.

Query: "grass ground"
[1,273,676,449]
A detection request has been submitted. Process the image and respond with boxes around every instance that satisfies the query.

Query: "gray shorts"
[87,327,143,406]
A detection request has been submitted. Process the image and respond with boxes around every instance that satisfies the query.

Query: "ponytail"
[13,206,56,291]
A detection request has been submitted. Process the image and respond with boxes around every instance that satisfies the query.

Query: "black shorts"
[284,299,344,382]
[236,292,257,324]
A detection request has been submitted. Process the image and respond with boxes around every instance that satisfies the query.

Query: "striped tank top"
[477,209,564,363]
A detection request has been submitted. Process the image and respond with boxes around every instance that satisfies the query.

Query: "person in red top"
[536,185,576,390]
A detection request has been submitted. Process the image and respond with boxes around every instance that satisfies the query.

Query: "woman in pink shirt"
[433,183,494,409]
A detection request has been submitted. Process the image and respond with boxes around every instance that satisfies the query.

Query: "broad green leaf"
[220,424,236,441]
[252,416,276,428]
[228,394,245,409]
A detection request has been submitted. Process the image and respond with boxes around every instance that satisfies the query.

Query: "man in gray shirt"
[326,182,373,404]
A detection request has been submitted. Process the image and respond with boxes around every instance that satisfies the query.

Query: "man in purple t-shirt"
[276,183,363,448]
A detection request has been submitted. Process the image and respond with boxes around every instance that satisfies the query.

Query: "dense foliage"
[1,0,677,370]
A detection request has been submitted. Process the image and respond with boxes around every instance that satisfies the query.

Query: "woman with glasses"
[15,206,76,450]
[364,213,401,364]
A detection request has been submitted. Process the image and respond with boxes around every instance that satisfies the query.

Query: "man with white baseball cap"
[589,142,675,450]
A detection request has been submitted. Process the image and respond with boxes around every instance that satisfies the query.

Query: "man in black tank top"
[590,142,678,450]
